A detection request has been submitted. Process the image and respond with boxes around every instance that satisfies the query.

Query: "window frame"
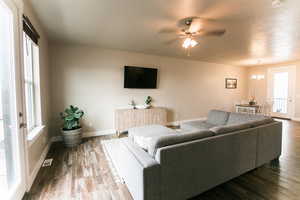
[22,32,43,143]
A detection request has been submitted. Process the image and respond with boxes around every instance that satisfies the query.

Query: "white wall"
[49,44,248,136]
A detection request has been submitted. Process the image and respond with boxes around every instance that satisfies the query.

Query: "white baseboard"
[52,118,207,142]
[84,129,116,137]
[27,142,51,191]
[292,117,300,122]
[51,129,117,142]
[167,117,207,126]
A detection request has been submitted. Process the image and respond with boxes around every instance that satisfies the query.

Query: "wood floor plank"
[24,120,300,200]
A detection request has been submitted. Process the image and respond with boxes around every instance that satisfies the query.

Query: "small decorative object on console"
[129,100,137,109]
[145,96,152,108]
[249,97,256,105]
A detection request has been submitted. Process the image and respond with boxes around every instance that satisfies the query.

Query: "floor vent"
[42,158,53,167]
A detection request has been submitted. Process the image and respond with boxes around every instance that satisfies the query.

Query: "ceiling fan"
[160,17,226,56]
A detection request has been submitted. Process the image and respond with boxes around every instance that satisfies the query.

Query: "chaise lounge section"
[104,110,282,200]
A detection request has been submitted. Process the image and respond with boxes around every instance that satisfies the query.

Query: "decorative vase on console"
[145,96,152,109]
[249,97,256,106]
[129,100,137,109]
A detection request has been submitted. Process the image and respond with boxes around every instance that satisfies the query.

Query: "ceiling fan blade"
[188,17,225,33]
[204,29,226,36]
[178,35,187,38]
[158,28,178,34]
[194,29,226,37]
[188,18,206,33]
[164,38,180,45]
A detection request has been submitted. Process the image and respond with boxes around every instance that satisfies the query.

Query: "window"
[23,33,42,133]
[23,15,43,143]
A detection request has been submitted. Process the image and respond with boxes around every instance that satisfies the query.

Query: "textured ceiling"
[29,0,300,66]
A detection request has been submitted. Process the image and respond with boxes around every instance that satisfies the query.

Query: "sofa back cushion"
[148,130,214,157]
[211,117,275,135]
[246,118,274,127]
[210,123,252,135]
[207,110,230,126]
[227,112,269,125]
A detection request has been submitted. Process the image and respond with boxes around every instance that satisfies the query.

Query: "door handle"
[19,123,27,129]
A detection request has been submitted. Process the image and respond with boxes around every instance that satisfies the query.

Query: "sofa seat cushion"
[207,110,230,126]
[148,130,214,157]
[227,112,269,125]
[181,120,215,131]
[128,125,177,150]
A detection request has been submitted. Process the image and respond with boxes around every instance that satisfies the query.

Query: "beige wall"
[24,1,51,174]
[247,61,300,118]
[49,44,248,136]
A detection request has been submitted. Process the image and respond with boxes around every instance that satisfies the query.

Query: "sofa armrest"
[256,121,282,167]
[117,138,161,200]
[121,138,160,168]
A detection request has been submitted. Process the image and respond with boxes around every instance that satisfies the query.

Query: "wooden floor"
[24,120,300,200]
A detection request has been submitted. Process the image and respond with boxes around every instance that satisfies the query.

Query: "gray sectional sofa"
[104,110,282,200]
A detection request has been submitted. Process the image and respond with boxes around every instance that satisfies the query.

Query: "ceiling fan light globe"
[182,38,198,48]
[191,40,198,47]
[183,38,192,48]
[272,0,282,8]
[183,37,191,43]
[182,43,189,48]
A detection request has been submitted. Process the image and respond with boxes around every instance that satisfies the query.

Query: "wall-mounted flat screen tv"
[124,66,157,89]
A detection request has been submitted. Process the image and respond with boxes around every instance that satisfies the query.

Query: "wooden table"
[235,104,260,114]
[115,107,167,136]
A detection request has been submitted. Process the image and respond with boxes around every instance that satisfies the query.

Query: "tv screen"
[124,66,157,89]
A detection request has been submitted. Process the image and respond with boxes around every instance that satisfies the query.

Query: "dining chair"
[260,101,273,116]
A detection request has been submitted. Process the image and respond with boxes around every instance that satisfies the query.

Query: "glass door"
[273,72,288,114]
[268,66,296,119]
[0,0,26,199]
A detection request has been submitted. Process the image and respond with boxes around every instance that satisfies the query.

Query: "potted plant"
[249,97,256,106]
[60,105,84,147]
[145,96,152,108]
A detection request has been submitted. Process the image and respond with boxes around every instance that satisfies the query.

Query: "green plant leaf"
[65,108,73,115]
[74,113,82,119]
[70,105,79,113]
[65,116,74,121]
[61,105,84,130]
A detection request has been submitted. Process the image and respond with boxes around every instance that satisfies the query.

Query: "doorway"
[0,0,26,199]
[268,66,296,119]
